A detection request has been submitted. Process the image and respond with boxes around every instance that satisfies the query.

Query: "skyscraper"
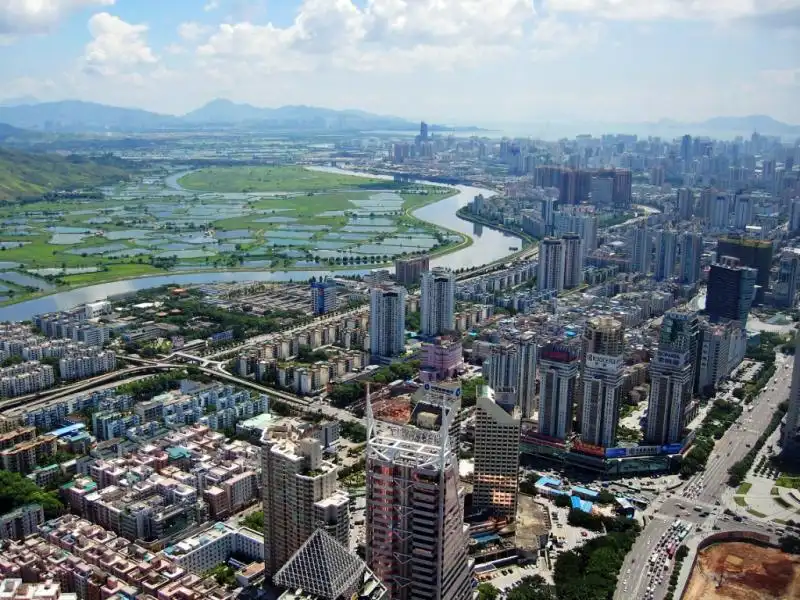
[369,285,407,360]
[706,256,757,326]
[579,317,624,447]
[539,340,580,440]
[733,194,753,230]
[680,134,693,164]
[646,350,693,445]
[420,268,455,336]
[538,237,565,292]
[516,333,538,419]
[711,194,730,229]
[782,337,800,458]
[654,229,678,281]
[395,255,430,286]
[774,250,800,308]
[365,388,472,600]
[716,236,773,305]
[790,198,800,233]
[660,308,701,393]
[630,225,651,275]
[483,343,519,400]
[561,233,583,289]
[677,188,694,221]
[680,232,703,285]
[473,386,521,520]
[262,424,350,576]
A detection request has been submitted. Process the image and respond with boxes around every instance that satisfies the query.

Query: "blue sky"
[0,0,798,126]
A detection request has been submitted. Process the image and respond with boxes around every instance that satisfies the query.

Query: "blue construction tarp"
[472,533,501,545]
[47,423,86,438]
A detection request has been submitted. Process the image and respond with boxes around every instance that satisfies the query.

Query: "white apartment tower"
[261,424,350,576]
[538,237,565,292]
[516,333,538,419]
[645,350,693,445]
[561,233,583,289]
[365,388,472,600]
[473,386,521,520]
[538,341,580,440]
[420,268,456,336]
[369,285,407,360]
[631,225,651,275]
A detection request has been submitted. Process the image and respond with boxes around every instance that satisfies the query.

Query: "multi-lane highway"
[615,351,792,600]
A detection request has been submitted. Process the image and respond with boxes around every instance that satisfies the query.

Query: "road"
[615,352,792,600]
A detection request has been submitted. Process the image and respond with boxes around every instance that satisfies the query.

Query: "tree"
[507,575,554,600]
[0,471,64,518]
[555,494,571,508]
[477,583,500,600]
[597,489,616,505]
[241,511,263,531]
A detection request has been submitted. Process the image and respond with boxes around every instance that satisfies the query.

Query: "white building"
[539,342,580,440]
[561,233,583,289]
[369,285,407,360]
[645,350,693,445]
[420,268,455,336]
[538,237,565,292]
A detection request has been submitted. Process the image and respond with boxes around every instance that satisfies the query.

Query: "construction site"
[684,541,800,600]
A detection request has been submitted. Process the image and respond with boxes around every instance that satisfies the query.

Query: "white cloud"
[545,0,800,22]
[178,21,210,42]
[0,0,114,35]
[83,12,157,77]
[204,0,219,11]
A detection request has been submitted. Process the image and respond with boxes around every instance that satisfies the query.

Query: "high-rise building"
[774,250,800,308]
[733,194,753,230]
[538,341,580,440]
[645,349,693,445]
[483,343,519,399]
[562,233,583,289]
[660,308,701,392]
[365,388,472,600]
[680,232,703,285]
[578,317,624,445]
[369,285,407,360]
[790,198,800,233]
[711,194,730,229]
[630,225,651,275]
[473,386,521,520]
[651,165,666,187]
[697,320,734,393]
[681,134,693,164]
[395,255,430,286]
[538,237,565,292]
[716,236,774,305]
[420,268,455,336]
[261,424,350,576]
[677,188,694,221]
[419,121,429,140]
[516,333,538,419]
[553,210,598,258]
[654,229,678,281]
[310,279,338,315]
[782,337,800,458]
[706,256,757,326]
[612,169,633,208]
[580,352,624,448]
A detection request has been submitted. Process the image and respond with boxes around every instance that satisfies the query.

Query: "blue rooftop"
[571,496,594,513]
[47,423,86,437]
[572,486,600,499]
[472,533,500,545]
[535,476,562,488]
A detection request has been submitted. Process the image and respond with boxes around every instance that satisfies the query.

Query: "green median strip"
[736,482,752,495]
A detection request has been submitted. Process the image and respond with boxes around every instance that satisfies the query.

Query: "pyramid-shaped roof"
[273,529,366,599]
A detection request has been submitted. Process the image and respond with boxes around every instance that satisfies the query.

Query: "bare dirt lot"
[684,542,800,600]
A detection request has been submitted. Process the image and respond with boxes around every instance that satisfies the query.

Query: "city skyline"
[0,1,798,127]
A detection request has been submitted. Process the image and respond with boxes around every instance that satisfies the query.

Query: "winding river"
[0,170,522,322]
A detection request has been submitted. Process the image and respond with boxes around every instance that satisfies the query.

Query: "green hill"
[0,148,130,199]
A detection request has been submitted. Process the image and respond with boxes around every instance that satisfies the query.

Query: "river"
[0,169,522,321]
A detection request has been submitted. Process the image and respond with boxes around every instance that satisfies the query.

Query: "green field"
[178,166,387,193]
[776,476,800,489]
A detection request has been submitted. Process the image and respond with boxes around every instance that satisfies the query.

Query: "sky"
[0,0,798,127]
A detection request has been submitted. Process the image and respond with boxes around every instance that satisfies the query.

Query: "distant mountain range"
[0,99,445,133]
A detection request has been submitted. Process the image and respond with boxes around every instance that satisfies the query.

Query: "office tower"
[716,236,773,305]
[791,199,800,233]
[261,424,349,575]
[660,308,701,393]
[706,257,757,326]
[562,233,583,289]
[395,255,430,286]
[645,349,693,445]
[677,188,694,221]
[310,279,338,315]
[733,194,753,229]
[473,386,521,520]
[654,229,678,281]
[539,341,580,440]
[420,268,455,336]
[538,237,565,292]
[697,320,734,392]
[782,337,800,458]
[365,389,472,600]
[680,232,703,285]
[419,121,429,140]
[681,134,693,164]
[369,285,407,360]
[774,250,800,308]
[763,159,776,180]
[613,169,633,208]
[711,194,730,229]
[516,333,538,419]
[630,225,651,275]
[578,317,624,445]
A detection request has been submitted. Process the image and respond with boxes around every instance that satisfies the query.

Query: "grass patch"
[776,476,800,489]
[179,166,388,193]
[774,497,792,509]
[57,263,164,286]
[774,518,788,525]
[734,496,748,506]
[737,482,753,495]
[747,508,767,518]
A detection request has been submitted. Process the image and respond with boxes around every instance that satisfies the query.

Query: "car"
[581,531,588,537]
